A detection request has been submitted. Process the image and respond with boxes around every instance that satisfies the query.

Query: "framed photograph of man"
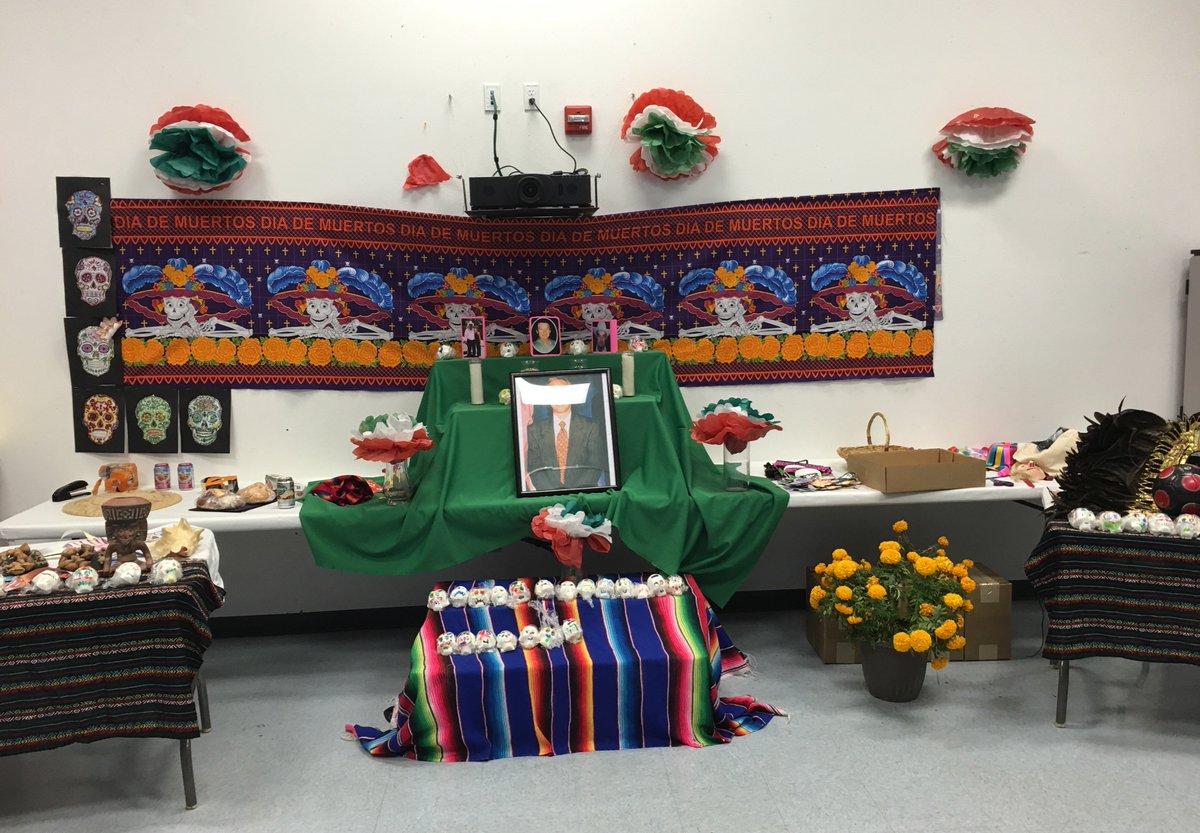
[461,316,486,359]
[591,319,617,354]
[511,368,621,498]
[528,315,561,357]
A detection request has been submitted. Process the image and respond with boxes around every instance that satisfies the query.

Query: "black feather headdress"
[1051,404,1166,517]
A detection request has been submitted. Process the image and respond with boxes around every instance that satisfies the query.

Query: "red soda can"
[153,463,171,490]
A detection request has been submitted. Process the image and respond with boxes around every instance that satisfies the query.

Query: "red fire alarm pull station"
[564,105,592,135]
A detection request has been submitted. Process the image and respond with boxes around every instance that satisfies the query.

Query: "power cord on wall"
[490,92,523,177]
[530,98,581,174]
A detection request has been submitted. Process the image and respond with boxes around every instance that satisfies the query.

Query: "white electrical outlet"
[524,82,540,111]
[483,83,501,113]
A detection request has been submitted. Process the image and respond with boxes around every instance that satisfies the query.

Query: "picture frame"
[510,367,621,498]
[528,315,562,357]
[461,316,486,359]
[591,319,618,354]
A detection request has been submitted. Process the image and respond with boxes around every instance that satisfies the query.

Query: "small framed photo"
[529,315,561,357]
[510,368,621,497]
[591,319,617,354]
[461,316,486,359]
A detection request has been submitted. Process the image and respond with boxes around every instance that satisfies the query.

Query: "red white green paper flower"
[692,398,781,453]
[148,105,251,194]
[350,413,434,464]
[932,107,1034,178]
[531,501,613,570]
[621,88,720,180]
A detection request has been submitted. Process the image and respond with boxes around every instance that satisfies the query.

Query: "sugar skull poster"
[179,388,231,453]
[64,317,124,386]
[72,387,125,453]
[62,247,117,316]
[127,388,179,453]
[56,176,112,249]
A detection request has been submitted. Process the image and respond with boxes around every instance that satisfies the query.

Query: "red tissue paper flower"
[350,413,435,463]
[531,503,613,570]
[690,398,782,453]
[403,154,451,190]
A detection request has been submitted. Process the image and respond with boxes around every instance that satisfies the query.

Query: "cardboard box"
[805,563,1011,663]
[842,448,985,494]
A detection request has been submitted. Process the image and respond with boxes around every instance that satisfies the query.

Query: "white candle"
[621,351,635,397]
[469,359,484,405]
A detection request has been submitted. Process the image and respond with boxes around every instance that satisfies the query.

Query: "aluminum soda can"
[153,463,171,490]
[177,462,195,491]
[276,477,296,509]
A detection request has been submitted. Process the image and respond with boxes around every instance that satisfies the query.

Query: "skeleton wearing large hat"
[266,260,393,340]
[406,267,530,342]
[677,260,797,339]
[807,256,927,334]
[544,268,665,340]
[123,258,252,338]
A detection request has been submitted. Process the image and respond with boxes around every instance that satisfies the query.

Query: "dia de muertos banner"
[110,189,939,389]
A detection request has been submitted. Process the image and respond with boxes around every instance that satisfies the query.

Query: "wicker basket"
[837,412,914,461]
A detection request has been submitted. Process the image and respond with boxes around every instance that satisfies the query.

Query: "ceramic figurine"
[562,619,583,644]
[428,589,450,612]
[1067,508,1096,531]
[534,579,556,600]
[508,580,531,605]
[468,587,491,608]
[1097,511,1122,533]
[1149,513,1176,535]
[576,578,597,601]
[1175,514,1200,539]
[499,342,518,358]
[436,633,456,656]
[496,630,518,652]
[490,585,510,607]
[596,578,615,599]
[66,567,100,594]
[99,496,152,575]
[150,557,182,585]
[667,575,687,596]
[646,574,667,597]
[455,631,476,655]
[449,585,470,607]
[556,580,577,602]
[519,625,541,649]
[475,629,497,652]
[614,577,635,598]
[1121,512,1149,534]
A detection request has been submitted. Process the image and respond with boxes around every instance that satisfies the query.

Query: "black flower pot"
[860,643,927,702]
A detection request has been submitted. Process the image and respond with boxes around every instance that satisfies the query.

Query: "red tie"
[556,420,568,483]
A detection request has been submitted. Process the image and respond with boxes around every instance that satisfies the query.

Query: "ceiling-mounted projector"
[461,173,599,218]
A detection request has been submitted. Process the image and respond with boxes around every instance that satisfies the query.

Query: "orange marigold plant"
[803,332,827,358]
[309,339,334,366]
[651,339,672,359]
[237,338,262,366]
[357,341,378,366]
[891,330,911,355]
[671,337,697,362]
[214,339,236,364]
[869,330,893,356]
[166,338,191,366]
[402,340,427,366]
[286,339,307,365]
[912,329,934,357]
[780,334,805,362]
[262,337,289,363]
[715,337,739,363]
[737,335,762,360]
[825,333,846,359]
[693,338,716,363]
[378,341,403,368]
[143,338,166,364]
[847,331,869,359]
[759,335,781,361]
[333,338,359,365]
[121,338,144,364]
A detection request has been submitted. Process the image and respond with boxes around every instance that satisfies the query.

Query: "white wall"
[2,2,1198,602]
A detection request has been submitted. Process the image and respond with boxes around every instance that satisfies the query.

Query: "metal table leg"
[195,672,211,733]
[180,739,197,809]
[1054,659,1070,728]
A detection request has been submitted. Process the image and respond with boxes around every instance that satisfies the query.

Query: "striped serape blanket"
[0,563,224,756]
[350,574,781,761]
[1026,521,1200,665]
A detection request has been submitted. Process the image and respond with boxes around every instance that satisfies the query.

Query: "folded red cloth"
[310,475,379,506]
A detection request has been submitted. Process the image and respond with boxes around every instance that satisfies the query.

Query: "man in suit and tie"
[524,377,607,491]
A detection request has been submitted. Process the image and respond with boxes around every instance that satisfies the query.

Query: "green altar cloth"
[300,352,786,605]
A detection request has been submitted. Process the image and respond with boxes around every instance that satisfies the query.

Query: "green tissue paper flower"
[946,142,1023,178]
[632,112,710,177]
[150,127,247,185]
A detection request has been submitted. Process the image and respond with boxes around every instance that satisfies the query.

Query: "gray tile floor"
[2,601,1198,833]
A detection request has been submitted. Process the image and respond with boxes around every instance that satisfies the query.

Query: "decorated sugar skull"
[475,629,497,652]
[67,566,100,594]
[448,585,469,607]
[496,630,518,652]
[77,326,115,376]
[66,190,102,240]
[134,395,171,444]
[427,589,449,612]
[31,570,63,594]
[108,561,142,587]
[455,631,476,655]
[518,625,540,649]
[562,619,583,644]
[498,388,512,405]
[499,342,518,358]
[468,586,491,608]
[1176,513,1200,539]
[186,395,223,446]
[596,578,615,599]
[435,343,457,361]
[634,582,650,599]
[490,585,510,607]
[436,632,456,656]
[611,384,623,400]
[576,578,596,601]
[556,580,577,602]
[666,575,687,596]
[82,393,119,444]
[534,579,556,600]
[1149,513,1176,535]
[1096,511,1122,533]
[567,339,588,355]
[628,336,648,352]
[1067,508,1096,531]
[614,577,635,598]
[539,625,563,649]
[151,557,183,585]
[508,580,531,605]
[75,256,112,305]
[646,574,667,597]
[1121,512,1149,535]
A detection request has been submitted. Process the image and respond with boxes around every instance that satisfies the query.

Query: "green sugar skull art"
[186,394,222,446]
[134,395,171,444]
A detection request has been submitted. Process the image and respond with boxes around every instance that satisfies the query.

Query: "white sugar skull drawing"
[186,395,222,446]
[75,256,112,306]
[82,394,119,444]
[66,190,103,240]
[76,326,115,376]
[134,395,171,444]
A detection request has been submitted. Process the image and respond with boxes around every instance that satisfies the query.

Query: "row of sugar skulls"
[111,256,930,344]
